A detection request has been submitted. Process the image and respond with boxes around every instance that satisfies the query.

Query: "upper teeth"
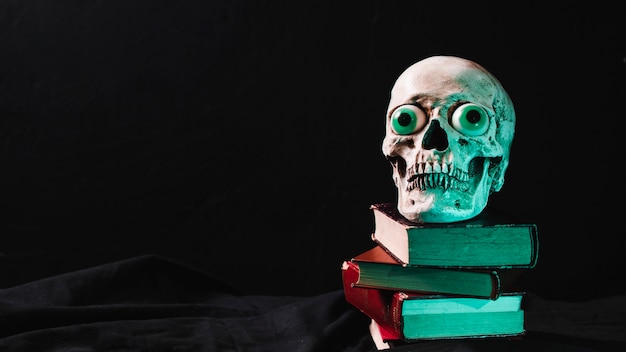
[406,160,469,192]
[408,160,469,181]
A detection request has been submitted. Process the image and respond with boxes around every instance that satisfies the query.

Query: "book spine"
[390,292,405,338]
[341,261,404,339]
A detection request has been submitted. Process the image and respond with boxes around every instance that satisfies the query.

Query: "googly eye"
[390,105,428,135]
[449,103,490,136]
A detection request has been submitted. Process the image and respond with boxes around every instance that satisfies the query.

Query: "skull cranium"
[382,56,515,223]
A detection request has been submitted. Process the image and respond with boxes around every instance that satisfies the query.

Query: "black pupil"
[467,110,481,124]
[398,112,412,126]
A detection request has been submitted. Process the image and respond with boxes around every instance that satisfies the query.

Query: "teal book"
[347,246,518,299]
[370,203,539,268]
[400,293,525,340]
[343,259,525,341]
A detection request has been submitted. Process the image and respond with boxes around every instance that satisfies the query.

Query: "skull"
[382,56,515,223]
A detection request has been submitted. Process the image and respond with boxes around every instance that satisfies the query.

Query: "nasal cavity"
[422,120,448,151]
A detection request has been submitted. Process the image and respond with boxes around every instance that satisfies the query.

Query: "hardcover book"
[342,262,525,341]
[370,203,539,268]
[346,246,512,299]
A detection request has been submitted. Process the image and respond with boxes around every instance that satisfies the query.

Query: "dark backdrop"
[0,1,624,300]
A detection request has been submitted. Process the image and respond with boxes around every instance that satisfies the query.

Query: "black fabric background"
[0,1,625,350]
[1,255,625,351]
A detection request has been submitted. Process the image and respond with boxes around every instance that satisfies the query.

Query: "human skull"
[382,56,515,223]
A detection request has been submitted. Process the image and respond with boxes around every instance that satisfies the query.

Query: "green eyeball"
[450,103,490,136]
[390,105,427,135]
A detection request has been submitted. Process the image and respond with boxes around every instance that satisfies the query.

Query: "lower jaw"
[399,185,490,223]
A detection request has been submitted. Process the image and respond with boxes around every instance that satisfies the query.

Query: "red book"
[349,245,508,299]
[341,260,525,341]
[341,260,422,340]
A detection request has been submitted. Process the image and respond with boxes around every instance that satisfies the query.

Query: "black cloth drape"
[1,255,624,351]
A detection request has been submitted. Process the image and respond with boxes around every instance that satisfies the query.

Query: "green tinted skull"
[382,56,515,223]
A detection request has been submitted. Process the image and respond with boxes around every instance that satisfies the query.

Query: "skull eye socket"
[390,105,428,135]
[449,103,490,136]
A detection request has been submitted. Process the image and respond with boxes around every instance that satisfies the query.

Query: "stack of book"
[341,202,539,349]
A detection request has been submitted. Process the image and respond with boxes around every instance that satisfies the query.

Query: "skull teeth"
[407,173,468,192]
[407,161,469,181]
[406,161,470,192]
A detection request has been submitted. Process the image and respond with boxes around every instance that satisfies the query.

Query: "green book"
[343,261,525,341]
[400,293,525,340]
[349,246,514,299]
[370,203,539,268]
